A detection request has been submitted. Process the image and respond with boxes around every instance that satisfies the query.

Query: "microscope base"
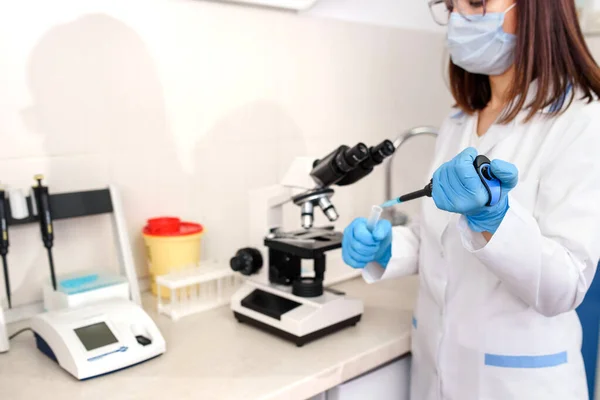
[231,280,363,347]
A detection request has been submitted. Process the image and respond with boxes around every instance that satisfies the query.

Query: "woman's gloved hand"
[342,217,392,269]
[432,147,519,234]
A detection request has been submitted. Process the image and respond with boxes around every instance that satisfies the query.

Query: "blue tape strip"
[88,346,128,362]
[412,317,417,329]
[485,351,567,368]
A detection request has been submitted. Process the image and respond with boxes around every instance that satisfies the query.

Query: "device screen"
[74,322,119,351]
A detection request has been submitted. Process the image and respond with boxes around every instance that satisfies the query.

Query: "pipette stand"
[4,185,141,321]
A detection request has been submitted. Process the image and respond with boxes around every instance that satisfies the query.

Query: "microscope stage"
[265,231,343,259]
[230,280,363,347]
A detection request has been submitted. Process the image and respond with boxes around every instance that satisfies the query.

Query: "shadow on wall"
[24,14,184,279]
[192,100,307,262]
[25,13,308,272]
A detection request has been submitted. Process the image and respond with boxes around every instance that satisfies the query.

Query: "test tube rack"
[155,261,243,321]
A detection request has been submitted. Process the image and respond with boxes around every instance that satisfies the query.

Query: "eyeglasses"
[428,0,489,26]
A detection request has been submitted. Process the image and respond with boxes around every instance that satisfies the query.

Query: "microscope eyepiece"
[335,139,396,187]
[336,143,368,173]
[310,143,368,187]
[370,140,395,164]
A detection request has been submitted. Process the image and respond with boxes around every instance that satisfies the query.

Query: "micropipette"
[381,155,502,209]
[0,187,11,308]
[33,175,57,291]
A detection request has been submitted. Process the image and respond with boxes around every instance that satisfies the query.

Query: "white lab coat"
[364,84,600,399]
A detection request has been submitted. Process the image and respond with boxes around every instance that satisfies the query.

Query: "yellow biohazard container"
[142,217,204,298]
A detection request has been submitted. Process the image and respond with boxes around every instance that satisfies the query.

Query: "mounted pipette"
[0,186,11,308]
[33,175,57,291]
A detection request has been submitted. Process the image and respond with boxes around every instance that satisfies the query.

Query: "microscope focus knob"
[230,248,263,276]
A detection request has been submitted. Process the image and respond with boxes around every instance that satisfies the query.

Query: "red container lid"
[143,217,203,237]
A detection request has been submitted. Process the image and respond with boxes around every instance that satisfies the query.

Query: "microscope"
[229,139,395,346]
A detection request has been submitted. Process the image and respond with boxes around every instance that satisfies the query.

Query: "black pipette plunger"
[398,181,433,203]
[0,187,11,308]
[33,175,57,291]
[381,181,433,208]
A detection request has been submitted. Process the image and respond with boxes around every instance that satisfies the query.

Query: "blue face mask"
[447,4,517,76]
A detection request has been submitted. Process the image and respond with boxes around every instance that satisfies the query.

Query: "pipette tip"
[381,199,401,208]
[1,255,10,309]
[47,248,57,291]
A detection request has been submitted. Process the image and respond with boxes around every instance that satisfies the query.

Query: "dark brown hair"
[449,0,600,122]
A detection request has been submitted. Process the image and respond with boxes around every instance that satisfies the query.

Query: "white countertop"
[0,275,418,400]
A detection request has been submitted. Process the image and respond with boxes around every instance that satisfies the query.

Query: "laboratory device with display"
[0,178,165,377]
[31,299,165,380]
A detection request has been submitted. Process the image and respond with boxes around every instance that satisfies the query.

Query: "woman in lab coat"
[342,0,600,399]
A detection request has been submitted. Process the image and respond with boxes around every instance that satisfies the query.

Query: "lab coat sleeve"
[459,106,600,317]
[362,221,420,283]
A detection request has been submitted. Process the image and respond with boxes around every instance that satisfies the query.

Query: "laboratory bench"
[0,275,418,400]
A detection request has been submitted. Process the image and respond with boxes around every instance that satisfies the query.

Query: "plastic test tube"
[367,205,383,232]
[362,205,385,282]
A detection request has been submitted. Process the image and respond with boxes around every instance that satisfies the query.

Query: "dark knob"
[292,277,323,298]
[230,248,263,276]
[136,335,152,346]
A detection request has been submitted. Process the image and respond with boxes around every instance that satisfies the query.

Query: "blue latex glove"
[432,147,519,234]
[342,217,392,269]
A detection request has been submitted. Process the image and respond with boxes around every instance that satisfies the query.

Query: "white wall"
[306,0,443,32]
[0,0,451,307]
[588,36,600,55]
